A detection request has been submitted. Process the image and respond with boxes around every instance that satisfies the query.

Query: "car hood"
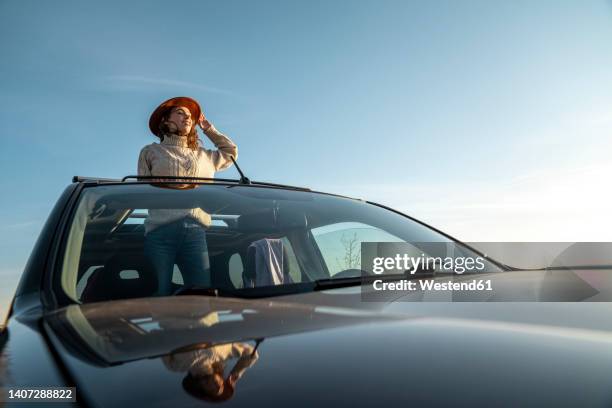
[44,269,612,407]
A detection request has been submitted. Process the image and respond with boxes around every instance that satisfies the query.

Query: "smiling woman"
[137,96,238,295]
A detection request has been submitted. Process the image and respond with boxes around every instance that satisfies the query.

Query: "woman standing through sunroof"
[137,96,238,295]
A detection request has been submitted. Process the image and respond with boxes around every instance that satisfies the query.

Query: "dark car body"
[2,177,612,407]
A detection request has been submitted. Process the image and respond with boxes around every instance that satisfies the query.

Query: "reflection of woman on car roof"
[137,96,238,295]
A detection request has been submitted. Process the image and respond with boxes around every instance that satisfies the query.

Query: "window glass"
[228,253,244,288]
[59,184,501,303]
[312,222,404,276]
[281,237,302,283]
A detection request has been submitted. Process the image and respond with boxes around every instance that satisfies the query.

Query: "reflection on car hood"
[45,295,407,365]
[43,269,612,407]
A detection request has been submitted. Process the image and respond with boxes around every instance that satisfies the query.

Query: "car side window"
[172,265,184,285]
[76,265,102,299]
[228,253,244,288]
[311,222,404,277]
[281,237,302,283]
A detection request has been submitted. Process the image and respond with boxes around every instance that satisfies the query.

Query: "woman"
[137,96,238,295]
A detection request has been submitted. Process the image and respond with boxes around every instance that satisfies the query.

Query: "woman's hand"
[198,112,212,132]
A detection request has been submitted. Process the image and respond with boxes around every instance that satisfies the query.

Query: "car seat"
[80,253,158,302]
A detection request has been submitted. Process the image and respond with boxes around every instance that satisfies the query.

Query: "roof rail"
[121,175,239,183]
[72,176,122,183]
[72,175,311,191]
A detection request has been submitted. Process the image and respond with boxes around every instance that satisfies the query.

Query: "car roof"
[71,175,372,203]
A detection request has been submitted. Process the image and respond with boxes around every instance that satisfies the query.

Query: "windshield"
[58,183,502,303]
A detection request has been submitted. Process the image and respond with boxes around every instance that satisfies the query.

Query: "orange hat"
[148,96,202,137]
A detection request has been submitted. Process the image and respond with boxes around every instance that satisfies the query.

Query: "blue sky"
[1,0,612,313]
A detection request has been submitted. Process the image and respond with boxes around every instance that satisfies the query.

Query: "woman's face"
[165,106,193,135]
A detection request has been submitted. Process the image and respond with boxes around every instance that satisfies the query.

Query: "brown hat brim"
[149,96,202,137]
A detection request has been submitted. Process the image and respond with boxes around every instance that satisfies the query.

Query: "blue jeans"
[144,217,211,296]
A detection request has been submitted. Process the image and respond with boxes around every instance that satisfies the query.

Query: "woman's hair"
[158,107,200,151]
[182,371,235,402]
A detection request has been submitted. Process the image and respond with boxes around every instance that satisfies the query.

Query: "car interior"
[74,205,331,303]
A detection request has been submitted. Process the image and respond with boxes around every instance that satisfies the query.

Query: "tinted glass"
[59,183,500,302]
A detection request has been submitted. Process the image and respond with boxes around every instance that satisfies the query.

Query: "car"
[2,175,612,407]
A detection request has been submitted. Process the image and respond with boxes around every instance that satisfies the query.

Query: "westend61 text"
[372,279,493,292]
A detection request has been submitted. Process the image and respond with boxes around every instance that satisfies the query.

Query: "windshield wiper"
[313,272,432,291]
[172,272,436,298]
[313,277,364,290]
[173,283,317,298]
[173,286,227,297]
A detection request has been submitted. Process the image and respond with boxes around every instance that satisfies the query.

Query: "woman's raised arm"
[198,114,238,171]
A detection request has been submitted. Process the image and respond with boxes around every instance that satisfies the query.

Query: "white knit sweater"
[137,124,238,234]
